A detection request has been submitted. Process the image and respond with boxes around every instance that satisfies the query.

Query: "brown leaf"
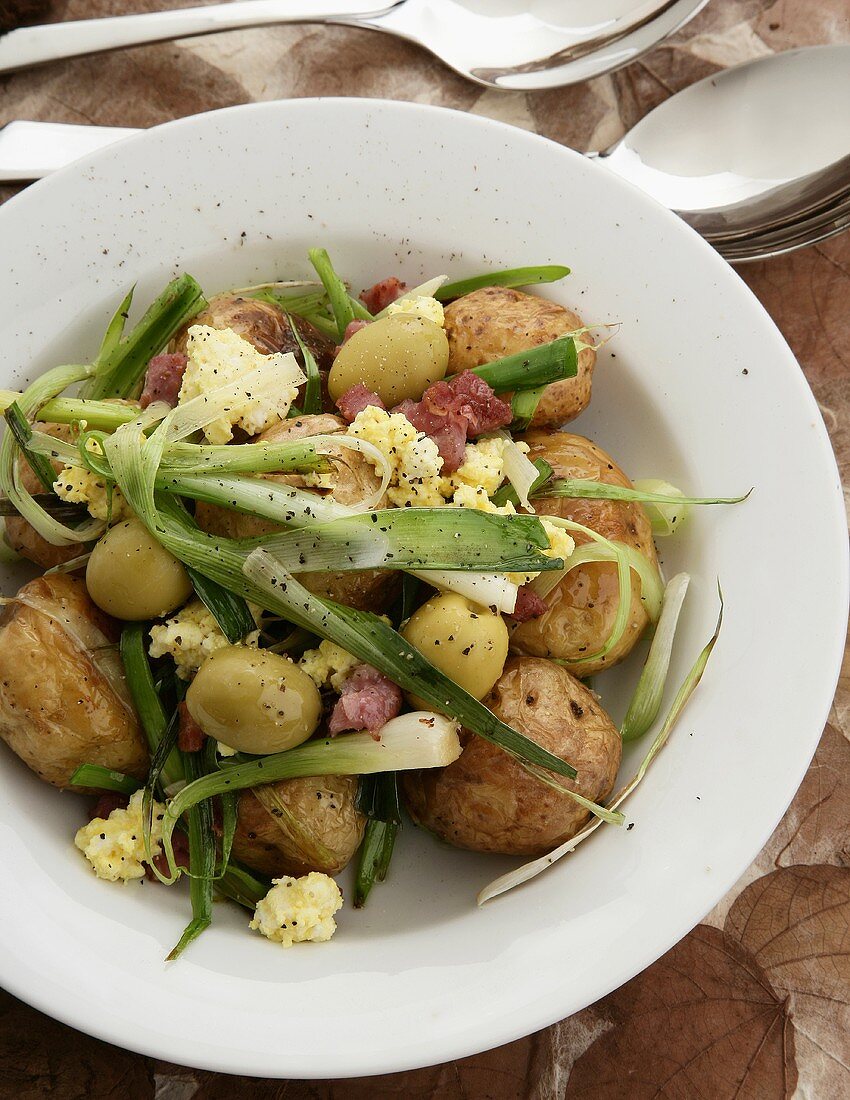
[725,865,850,1096]
[564,924,796,1099]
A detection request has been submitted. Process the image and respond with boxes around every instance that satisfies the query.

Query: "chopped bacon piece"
[510,585,548,622]
[360,276,407,314]
[90,792,128,820]
[146,829,190,880]
[328,664,403,736]
[341,319,370,344]
[177,701,206,753]
[336,382,386,422]
[393,371,512,473]
[139,352,188,409]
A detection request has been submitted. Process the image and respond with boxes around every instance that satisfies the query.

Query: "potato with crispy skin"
[194,413,401,613]
[231,776,365,877]
[402,657,620,855]
[443,286,595,428]
[3,423,85,569]
[511,431,659,677]
[0,574,148,789]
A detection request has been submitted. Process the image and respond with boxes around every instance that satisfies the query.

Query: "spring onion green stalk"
[120,624,184,787]
[621,574,690,741]
[435,265,571,301]
[477,590,723,905]
[354,818,398,908]
[85,275,206,400]
[496,432,546,512]
[204,738,237,877]
[510,386,546,432]
[44,551,91,575]
[296,311,340,341]
[152,714,464,883]
[473,336,577,394]
[69,764,142,795]
[187,568,256,644]
[4,403,57,493]
[96,286,135,363]
[216,861,271,910]
[348,295,373,322]
[141,706,181,868]
[292,324,323,415]
[0,494,87,522]
[519,761,624,825]
[308,248,355,341]
[167,750,215,961]
[491,459,553,509]
[372,276,448,319]
[0,362,104,546]
[535,477,749,516]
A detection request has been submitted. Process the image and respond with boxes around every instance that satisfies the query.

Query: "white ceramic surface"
[0,99,846,1079]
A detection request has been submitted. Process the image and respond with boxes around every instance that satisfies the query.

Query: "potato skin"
[194,413,401,613]
[402,657,620,855]
[510,431,659,676]
[443,286,595,428]
[3,423,84,569]
[231,776,365,877]
[0,574,148,789]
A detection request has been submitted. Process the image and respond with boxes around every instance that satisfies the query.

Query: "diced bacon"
[360,277,407,314]
[139,352,188,409]
[90,792,128,820]
[509,585,548,622]
[336,382,386,422]
[328,664,403,736]
[341,319,369,344]
[392,371,512,474]
[146,829,190,880]
[177,701,206,753]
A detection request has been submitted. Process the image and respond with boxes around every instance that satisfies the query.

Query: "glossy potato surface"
[0,574,148,789]
[510,431,659,676]
[444,286,595,427]
[231,776,365,877]
[402,657,621,855]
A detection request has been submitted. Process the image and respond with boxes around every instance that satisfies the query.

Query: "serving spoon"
[1,46,849,262]
[0,0,707,91]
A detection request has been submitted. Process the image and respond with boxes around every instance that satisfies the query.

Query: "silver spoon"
[2,47,849,262]
[0,0,707,91]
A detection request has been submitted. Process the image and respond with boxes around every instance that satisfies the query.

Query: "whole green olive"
[401,592,509,708]
[185,646,322,754]
[86,518,193,621]
[328,314,449,406]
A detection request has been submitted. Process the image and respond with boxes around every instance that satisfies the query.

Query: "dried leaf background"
[1,0,849,1096]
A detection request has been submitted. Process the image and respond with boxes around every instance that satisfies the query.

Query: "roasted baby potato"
[443,286,595,428]
[172,292,335,375]
[511,431,659,676]
[402,657,620,855]
[231,776,365,877]
[194,413,401,613]
[0,574,148,789]
[3,423,84,569]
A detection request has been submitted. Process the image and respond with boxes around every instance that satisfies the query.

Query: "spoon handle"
[0,0,399,73]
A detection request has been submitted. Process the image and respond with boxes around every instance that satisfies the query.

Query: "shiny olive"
[401,592,509,708]
[86,518,193,621]
[328,314,449,405]
[185,646,322,754]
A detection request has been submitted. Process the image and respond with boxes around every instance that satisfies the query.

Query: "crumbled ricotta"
[299,639,360,692]
[178,325,302,444]
[386,294,445,327]
[74,790,164,882]
[53,466,131,523]
[148,599,230,678]
[249,872,343,947]
[346,406,444,508]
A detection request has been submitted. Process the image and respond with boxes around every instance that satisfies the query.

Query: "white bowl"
[0,99,846,1078]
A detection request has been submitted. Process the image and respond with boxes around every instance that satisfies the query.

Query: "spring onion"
[0,494,87,523]
[167,750,215,961]
[120,624,184,787]
[69,764,142,796]
[491,459,552,510]
[308,248,355,341]
[510,386,546,432]
[152,714,464,882]
[477,590,723,905]
[188,568,256,645]
[435,265,570,301]
[535,477,749,521]
[354,817,398,908]
[4,403,57,493]
[621,574,690,741]
[216,861,271,910]
[96,285,135,364]
[473,335,577,394]
[292,324,323,416]
[84,275,206,400]
[496,431,545,512]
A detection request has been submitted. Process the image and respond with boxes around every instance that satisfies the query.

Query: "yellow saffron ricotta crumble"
[75,790,165,882]
[250,872,343,947]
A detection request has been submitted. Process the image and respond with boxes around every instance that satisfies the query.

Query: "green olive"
[328,315,449,406]
[185,646,322,754]
[401,592,509,708]
[86,518,192,621]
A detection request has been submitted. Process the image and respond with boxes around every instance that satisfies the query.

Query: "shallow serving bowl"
[0,99,846,1079]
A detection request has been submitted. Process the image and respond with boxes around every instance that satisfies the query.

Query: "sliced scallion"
[354,818,398,908]
[167,750,214,961]
[291,323,323,416]
[435,265,570,301]
[187,568,256,645]
[69,764,142,795]
[4,402,57,493]
[308,248,355,341]
[473,336,577,394]
[120,624,183,787]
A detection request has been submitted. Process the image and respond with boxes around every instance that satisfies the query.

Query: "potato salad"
[0,252,737,956]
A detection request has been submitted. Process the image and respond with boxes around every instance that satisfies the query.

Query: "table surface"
[1,1,849,1096]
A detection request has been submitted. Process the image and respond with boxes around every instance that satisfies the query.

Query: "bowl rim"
[1,96,847,1078]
